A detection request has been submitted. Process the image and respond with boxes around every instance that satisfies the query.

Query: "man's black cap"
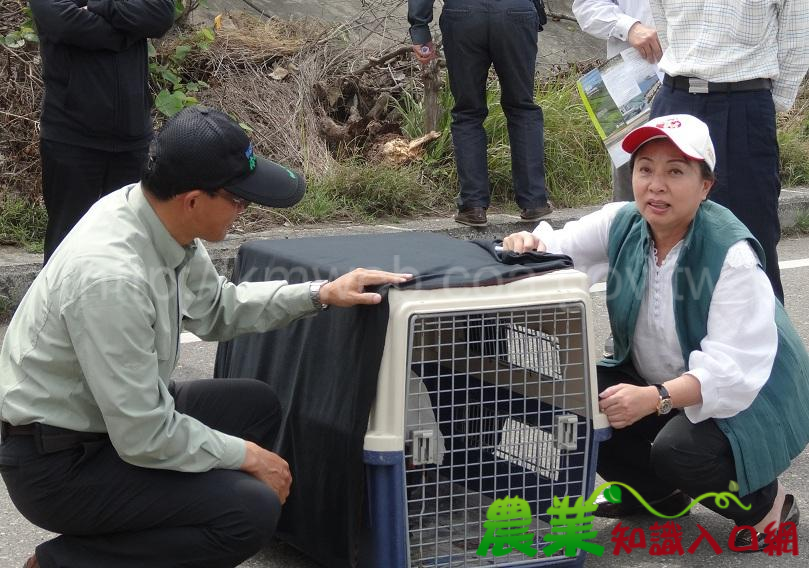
[145,106,305,207]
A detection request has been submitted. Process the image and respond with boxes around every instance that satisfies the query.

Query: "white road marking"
[589,257,808,293]
[780,258,809,270]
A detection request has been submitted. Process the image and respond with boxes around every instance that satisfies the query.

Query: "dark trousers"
[40,139,147,263]
[439,0,548,210]
[597,365,777,526]
[0,379,284,568]
[650,87,784,303]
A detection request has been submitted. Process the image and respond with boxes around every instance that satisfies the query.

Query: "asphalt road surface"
[2,235,808,568]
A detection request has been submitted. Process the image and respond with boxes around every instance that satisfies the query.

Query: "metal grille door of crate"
[403,302,593,567]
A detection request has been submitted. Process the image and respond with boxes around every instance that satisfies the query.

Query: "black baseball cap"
[144,106,305,207]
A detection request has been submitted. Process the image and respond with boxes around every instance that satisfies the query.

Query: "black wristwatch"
[309,280,329,310]
[655,384,672,415]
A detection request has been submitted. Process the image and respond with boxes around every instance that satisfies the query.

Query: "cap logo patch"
[657,118,682,129]
[284,167,296,180]
[245,143,257,171]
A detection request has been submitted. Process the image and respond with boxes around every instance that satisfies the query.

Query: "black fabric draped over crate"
[213,232,572,568]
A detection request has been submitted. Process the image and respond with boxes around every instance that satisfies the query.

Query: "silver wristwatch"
[309,279,329,310]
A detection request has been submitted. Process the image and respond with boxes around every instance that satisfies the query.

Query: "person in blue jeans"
[408,0,553,227]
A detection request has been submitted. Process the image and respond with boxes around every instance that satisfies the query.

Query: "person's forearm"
[663,373,703,408]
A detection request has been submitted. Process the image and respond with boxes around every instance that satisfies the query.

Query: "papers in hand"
[576,48,660,167]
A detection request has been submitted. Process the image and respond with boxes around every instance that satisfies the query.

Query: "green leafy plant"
[148,27,214,117]
[1,6,38,48]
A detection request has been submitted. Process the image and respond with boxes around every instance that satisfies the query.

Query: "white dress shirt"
[572,0,656,58]
[649,0,809,112]
[533,203,777,423]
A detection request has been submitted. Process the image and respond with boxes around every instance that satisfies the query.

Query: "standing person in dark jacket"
[408,0,553,227]
[29,0,176,263]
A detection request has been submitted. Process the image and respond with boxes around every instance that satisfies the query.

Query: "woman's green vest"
[601,200,809,496]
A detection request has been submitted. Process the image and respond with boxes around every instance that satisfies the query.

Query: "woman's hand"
[598,384,659,429]
[502,231,546,253]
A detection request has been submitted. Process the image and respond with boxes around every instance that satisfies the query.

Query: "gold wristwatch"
[655,384,672,415]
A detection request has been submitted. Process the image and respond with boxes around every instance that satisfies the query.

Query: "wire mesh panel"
[403,302,592,567]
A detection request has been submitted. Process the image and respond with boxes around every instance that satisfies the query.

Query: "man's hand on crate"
[320,269,413,307]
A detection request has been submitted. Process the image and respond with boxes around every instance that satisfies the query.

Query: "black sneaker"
[454,207,487,227]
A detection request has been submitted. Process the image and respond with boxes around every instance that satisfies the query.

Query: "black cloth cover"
[213,232,572,568]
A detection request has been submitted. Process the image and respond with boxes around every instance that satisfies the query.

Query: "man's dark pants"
[40,139,147,264]
[0,379,283,568]
[597,364,777,525]
[439,0,548,211]
[651,87,784,303]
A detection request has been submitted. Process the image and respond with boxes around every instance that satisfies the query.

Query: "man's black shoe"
[454,207,487,227]
[520,203,553,222]
[733,493,799,552]
[594,490,691,519]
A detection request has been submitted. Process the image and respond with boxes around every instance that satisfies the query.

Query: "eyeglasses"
[216,191,250,209]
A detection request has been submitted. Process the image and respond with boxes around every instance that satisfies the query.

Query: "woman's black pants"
[0,379,283,568]
[596,364,778,526]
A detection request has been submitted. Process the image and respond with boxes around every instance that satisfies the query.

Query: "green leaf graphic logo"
[604,485,622,504]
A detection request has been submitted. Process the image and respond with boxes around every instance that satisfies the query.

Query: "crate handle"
[556,414,579,451]
[411,429,438,465]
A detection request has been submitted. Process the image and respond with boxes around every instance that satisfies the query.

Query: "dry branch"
[354,45,412,76]
[1,1,436,202]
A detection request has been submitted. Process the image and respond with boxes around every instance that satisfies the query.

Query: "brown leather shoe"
[23,554,39,568]
[520,203,553,222]
[454,207,487,227]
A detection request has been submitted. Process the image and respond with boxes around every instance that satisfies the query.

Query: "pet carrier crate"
[363,271,610,568]
[214,232,609,568]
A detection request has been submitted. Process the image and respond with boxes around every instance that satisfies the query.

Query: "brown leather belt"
[663,74,772,94]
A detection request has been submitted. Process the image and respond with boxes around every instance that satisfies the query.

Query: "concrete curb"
[2,187,809,313]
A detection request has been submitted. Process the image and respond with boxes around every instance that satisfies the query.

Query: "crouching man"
[0,106,411,568]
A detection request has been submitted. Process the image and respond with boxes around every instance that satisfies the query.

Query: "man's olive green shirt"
[0,184,316,471]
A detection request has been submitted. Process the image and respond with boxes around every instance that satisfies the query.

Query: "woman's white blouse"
[533,203,777,423]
